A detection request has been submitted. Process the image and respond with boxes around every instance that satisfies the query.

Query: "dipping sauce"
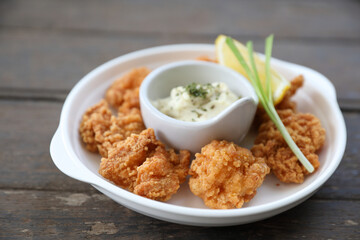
[152,82,239,122]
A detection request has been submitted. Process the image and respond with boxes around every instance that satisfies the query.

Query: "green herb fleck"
[191,109,202,118]
[186,83,208,99]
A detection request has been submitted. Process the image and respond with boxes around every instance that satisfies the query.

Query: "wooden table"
[1,1,359,239]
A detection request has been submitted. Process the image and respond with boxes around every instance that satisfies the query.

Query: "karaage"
[134,147,190,201]
[79,99,112,153]
[79,100,145,157]
[98,108,145,157]
[99,128,190,201]
[251,110,326,183]
[105,67,150,110]
[189,140,270,209]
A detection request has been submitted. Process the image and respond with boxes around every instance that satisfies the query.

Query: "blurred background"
[1,0,359,100]
[1,0,359,239]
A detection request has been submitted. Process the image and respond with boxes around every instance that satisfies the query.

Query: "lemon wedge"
[215,35,290,105]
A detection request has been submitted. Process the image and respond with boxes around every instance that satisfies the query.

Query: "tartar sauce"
[152,82,239,122]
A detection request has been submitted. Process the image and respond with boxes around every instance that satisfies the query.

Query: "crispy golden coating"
[252,75,326,183]
[99,128,159,191]
[134,147,190,201]
[79,100,112,153]
[99,128,190,201]
[81,66,194,202]
[105,67,150,110]
[189,140,270,209]
[251,109,326,183]
[98,108,145,157]
[79,100,145,157]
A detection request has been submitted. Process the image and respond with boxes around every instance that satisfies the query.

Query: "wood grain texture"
[1,190,359,239]
[0,0,359,238]
[1,0,359,40]
[0,100,358,200]
[0,100,92,192]
[1,30,359,102]
[313,112,360,200]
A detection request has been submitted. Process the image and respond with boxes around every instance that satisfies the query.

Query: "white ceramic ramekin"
[140,60,258,153]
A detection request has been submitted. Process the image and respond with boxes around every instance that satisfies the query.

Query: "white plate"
[50,44,346,226]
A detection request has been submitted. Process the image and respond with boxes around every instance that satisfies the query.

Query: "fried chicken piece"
[251,109,326,183]
[98,108,145,157]
[189,140,270,209]
[134,147,190,201]
[79,99,146,157]
[105,67,150,110]
[99,128,190,201]
[79,100,112,152]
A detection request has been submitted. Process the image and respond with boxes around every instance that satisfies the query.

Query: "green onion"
[225,35,314,173]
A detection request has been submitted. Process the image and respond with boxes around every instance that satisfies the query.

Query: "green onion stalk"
[225,35,314,173]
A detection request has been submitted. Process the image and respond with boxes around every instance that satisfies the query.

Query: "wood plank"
[0,30,359,102]
[1,0,359,40]
[0,100,92,192]
[338,99,360,112]
[0,88,66,102]
[0,100,358,200]
[1,190,359,239]
[314,113,360,200]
